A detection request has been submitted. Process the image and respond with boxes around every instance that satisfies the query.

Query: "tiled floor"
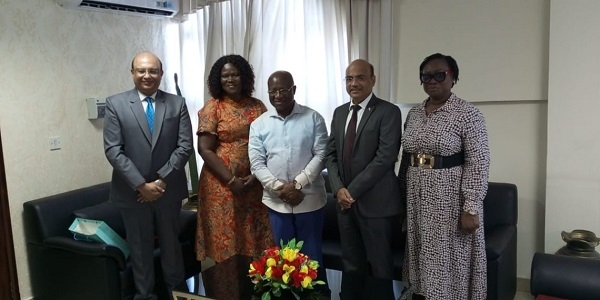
[515,290,535,300]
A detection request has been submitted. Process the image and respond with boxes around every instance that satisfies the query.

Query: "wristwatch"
[293,180,302,190]
[464,209,478,216]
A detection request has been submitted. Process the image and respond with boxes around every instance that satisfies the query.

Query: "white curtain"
[348,0,396,100]
[245,0,350,122]
[170,0,351,125]
[165,0,394,172]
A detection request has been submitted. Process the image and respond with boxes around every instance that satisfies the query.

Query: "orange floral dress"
[196,97,274,263]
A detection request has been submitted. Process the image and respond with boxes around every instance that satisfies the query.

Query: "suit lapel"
[354,97,378,147]
[128,89,152,144]
[339,103,351,144]
[152,90,167,146]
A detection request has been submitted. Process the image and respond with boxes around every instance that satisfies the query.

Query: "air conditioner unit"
[55,0,179,18]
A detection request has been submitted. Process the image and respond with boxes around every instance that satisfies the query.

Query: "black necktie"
[343,105,361,184]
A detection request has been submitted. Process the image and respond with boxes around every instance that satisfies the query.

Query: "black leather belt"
[409,152,464,169]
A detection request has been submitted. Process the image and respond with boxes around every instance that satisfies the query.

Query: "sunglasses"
[420,70,452,83]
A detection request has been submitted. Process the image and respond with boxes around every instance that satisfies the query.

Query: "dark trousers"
[338,206,395,300]
[267,207,325,263]
[120,202,185,300]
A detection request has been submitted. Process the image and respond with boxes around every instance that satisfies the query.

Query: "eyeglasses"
[344,75,369,83]
[420,70,452,83]
[267,86,294,96]
[134,68,161,76]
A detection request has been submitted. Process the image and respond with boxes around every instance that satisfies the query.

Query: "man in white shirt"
[249,70,330,294]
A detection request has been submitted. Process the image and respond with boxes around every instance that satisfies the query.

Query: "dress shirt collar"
[269,101,303,119]
[348,93,373,112]
[137,91,158,102]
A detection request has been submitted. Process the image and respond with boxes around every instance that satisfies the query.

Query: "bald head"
[268,71,294,86]
[131,51,163,72]
[347,59,374,77]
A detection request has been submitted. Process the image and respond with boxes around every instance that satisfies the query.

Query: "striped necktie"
[145,97,154,135]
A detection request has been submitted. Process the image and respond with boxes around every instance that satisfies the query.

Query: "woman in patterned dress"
[196,54,273,265]
[399,53,490,300]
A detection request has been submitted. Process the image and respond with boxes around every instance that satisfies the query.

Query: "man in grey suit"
[103,51,193,300]
[325,59,403,300]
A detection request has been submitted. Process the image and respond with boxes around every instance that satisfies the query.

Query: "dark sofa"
[530,252,600,300]
[321,173,518,300]
[23,182,202,300]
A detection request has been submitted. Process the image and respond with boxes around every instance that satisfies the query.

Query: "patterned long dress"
[195,97,274,263]
[399,94,490,300]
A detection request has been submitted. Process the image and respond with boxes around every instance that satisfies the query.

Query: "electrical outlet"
[49,136,62,151]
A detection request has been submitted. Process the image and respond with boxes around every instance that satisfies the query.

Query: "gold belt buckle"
[413,153,435,169]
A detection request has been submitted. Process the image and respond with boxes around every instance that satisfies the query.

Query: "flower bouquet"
[248,239,326,300]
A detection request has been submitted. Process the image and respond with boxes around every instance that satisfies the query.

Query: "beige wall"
[393,0,549,103]
[0,0,172,298]
[546,1,600,253]
[393,0,549,280]
[480,101,548,277]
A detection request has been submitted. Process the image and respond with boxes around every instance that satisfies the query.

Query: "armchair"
[23,182,201,300]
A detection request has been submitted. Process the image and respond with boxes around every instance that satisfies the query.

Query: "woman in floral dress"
[196,54,273,264]
[399,53,490,300]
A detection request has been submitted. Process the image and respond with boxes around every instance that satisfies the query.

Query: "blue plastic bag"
[69,217,130,259]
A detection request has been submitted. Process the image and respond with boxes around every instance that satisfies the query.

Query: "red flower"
[249,259,265,276]
[270,265,284,279]
[291,271,305,288]
[264,246,280,258]
[307,268,317,279]
[247,239,326,299]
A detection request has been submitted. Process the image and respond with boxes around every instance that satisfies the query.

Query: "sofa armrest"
[484,182,518,230]
[484,225,516,260]
[531,253,600,300]
[43,236,126,269]
[23,183,112,244]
